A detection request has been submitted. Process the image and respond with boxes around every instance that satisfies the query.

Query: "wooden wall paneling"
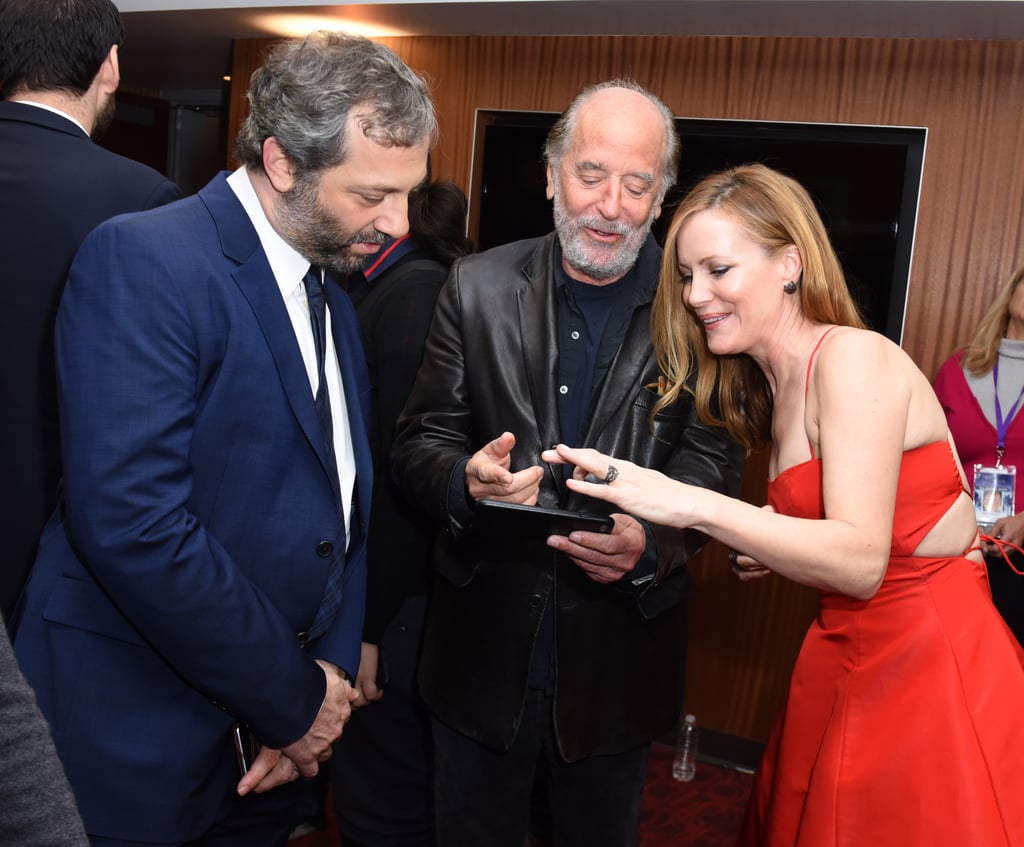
[375,35,1024,381]
[226,38,276,169]
[228,33,1024,742]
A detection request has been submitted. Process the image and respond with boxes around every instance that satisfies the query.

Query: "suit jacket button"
[316,540,333,557]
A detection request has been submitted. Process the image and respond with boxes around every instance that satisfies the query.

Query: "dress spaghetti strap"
[803,326,838,459]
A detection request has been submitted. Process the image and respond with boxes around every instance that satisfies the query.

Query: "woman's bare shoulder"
[815,326,909,379]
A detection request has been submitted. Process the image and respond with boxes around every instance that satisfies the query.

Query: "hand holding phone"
[232,722,262,776]
[472,499,614,539]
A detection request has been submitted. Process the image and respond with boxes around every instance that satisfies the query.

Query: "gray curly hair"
[235,31,437,176]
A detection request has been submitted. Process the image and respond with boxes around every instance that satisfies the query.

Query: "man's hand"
[546,513,646,583]
[984,511,1024,556]
[281,660,358,774]
[236,746,303,796]
[729,505,775,581]
[730,551,772,581]
[236,660,358,796]
[352,642,384,708]
[237,658,357,798]
[466,431,544,504]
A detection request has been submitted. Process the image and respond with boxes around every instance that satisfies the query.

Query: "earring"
[783,280,798,295]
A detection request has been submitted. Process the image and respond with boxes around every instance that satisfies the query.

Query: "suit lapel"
[199,176,329,478]
[236,258,330,475]
[518,236,565,471]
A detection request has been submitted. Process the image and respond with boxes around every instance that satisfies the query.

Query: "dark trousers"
[88,779,303,847]
[988,552,1024,647]
[433,688,649,847]
[332,597,434,847]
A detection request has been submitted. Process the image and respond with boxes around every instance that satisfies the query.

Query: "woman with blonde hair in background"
[934,266,1024,647]
[544,163,1024,846]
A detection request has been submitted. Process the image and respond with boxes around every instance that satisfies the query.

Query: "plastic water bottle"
[672,714,699,782]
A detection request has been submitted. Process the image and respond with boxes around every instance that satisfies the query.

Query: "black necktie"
[303,266,346,639]
[303,267,340,494]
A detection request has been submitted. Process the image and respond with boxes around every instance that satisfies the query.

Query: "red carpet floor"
[292,743,753,847]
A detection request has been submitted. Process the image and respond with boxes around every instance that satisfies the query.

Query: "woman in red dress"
[543,163,1024,846]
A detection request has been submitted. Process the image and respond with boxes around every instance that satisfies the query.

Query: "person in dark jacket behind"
[391,80,744,847]
[331,180,474,846]
[0,0,181,624]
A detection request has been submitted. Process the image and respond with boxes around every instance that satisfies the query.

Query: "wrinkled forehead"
[562,91,668,179]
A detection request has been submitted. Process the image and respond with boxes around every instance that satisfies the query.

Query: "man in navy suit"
[13,31,436,846]
[0,0,181,624]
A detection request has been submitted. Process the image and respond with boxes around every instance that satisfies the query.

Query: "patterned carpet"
[292,742,753,847]
[638,743,753,847]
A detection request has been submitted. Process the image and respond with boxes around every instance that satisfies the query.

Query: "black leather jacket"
[392,232,743,760]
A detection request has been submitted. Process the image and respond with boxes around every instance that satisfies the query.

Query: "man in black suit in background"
[0,0,181,622]
[331,180,474,846]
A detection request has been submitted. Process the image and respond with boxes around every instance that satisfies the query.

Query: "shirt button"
[571,330,581,340]
[316,540,333,557]
[559,385,568,395]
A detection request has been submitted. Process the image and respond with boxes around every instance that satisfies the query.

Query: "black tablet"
[472,499,614,539]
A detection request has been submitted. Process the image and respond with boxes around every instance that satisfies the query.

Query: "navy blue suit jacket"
[13,172,372,841]
[0,101,180,620]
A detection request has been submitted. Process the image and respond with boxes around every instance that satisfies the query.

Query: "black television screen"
[470,110,926,344]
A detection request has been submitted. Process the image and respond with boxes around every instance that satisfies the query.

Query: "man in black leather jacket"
[391,80,743,847]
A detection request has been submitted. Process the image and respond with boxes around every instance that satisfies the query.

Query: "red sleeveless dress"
[739,338,1024,846]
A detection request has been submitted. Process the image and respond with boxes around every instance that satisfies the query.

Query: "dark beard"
[276,174,387,275]
[91,92,117,139]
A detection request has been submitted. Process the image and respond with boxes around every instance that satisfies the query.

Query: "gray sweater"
[0,617,89,846]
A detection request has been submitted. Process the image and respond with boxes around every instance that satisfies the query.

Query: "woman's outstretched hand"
[544,445,777,582]
[541,444,689,528]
